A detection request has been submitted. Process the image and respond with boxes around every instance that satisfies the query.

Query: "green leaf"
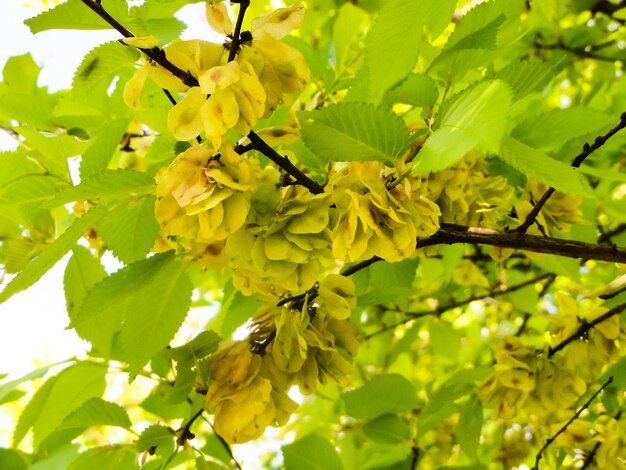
[97,196,160,264]
[0,389,26,406]
[25,0,128,33]
[47,169,154,207]
[383,73,439,108]
[362,0,456,103]
[332,3,365,71]
[353,258,418,308]
[282,434,343,470]
[213,280,258,337]
[343,374,416,420]
[455,395,483,462]
[136,425,175,455]
[17,128,86,176]
[13,375,58,447]
[80,118,132,177]
[167,331,221,362]
[166,331,221,402]
[14,363,107,450]
[430,321,462,362]
[300,102,411,165]
[72,42,140,93]
[169,357,195,403]
[445,0,522,50]
[362,414,411,444]
[0,174,71,206]
[420,368,489,429]
[446,15,505,51]
[145,134,178,166]
[414,80,512,173]
[0,363,61,411]
[55,398,132,432]
[0,448,27,470]
[64,246,107,322]
[68,445,139,470]
[0,205,108,304]
[512,107,614,152]
[3,53,41,94]
[492,59,560,99]
[71,253,158,357]
[117,253,193,374]
[499,137,592,196]
[140,384,191,420]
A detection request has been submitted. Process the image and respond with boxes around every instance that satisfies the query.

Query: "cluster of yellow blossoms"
[202,274,358,443]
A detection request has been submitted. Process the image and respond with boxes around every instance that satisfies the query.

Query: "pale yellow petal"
[206,2,233,36]
[167,87,206,141]
[202,88,240,136]
[121,35,159,49]
[199,61,241,94]
[251,4,304,40]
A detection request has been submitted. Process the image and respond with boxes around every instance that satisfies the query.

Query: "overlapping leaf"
[300,102,411,165]
[414,80,512,173]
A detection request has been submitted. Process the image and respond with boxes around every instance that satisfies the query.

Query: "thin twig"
[533,377,614,469]
[598,223,626,244]
[516,112,626,233]
[176,407,204,446]
[364,273,554,339]
[79,0,323,194]
[426,223,626,264]
[581,410,622,469]
[549,302,626,357]
[227,0,250,62]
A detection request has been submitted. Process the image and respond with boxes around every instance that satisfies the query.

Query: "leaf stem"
[533,377,613,470]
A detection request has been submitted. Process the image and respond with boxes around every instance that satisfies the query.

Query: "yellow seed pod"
[205,1,233,36]
[317,274,356,320]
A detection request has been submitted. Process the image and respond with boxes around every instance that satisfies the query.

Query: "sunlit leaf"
[300,102,411,165]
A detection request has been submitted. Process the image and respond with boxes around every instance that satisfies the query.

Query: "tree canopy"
[2,0,626,468]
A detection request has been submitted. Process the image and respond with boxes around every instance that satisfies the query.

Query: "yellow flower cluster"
[155,143,257,245]
[226,186,332,295]
[415,151,513,228]
[204,274,358,443]
[479,337,588,421]
[329,161,440,262]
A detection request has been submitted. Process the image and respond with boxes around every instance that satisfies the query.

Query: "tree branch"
[548,302,626,357]
[428,223,626,264]
[80,0,323,194]
[80,0,197,87]
[533,376,614,470]
[516,111,626,233]
[247,131,324,194]
[176,407,204,446]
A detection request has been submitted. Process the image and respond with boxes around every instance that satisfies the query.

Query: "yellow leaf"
[206,1,233,36]
[167,87,206,141]
[252,4,305,40]
[198,61,241,94]
[121,35,159,49]
[202,88,240,136]
[123,65,150,109]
